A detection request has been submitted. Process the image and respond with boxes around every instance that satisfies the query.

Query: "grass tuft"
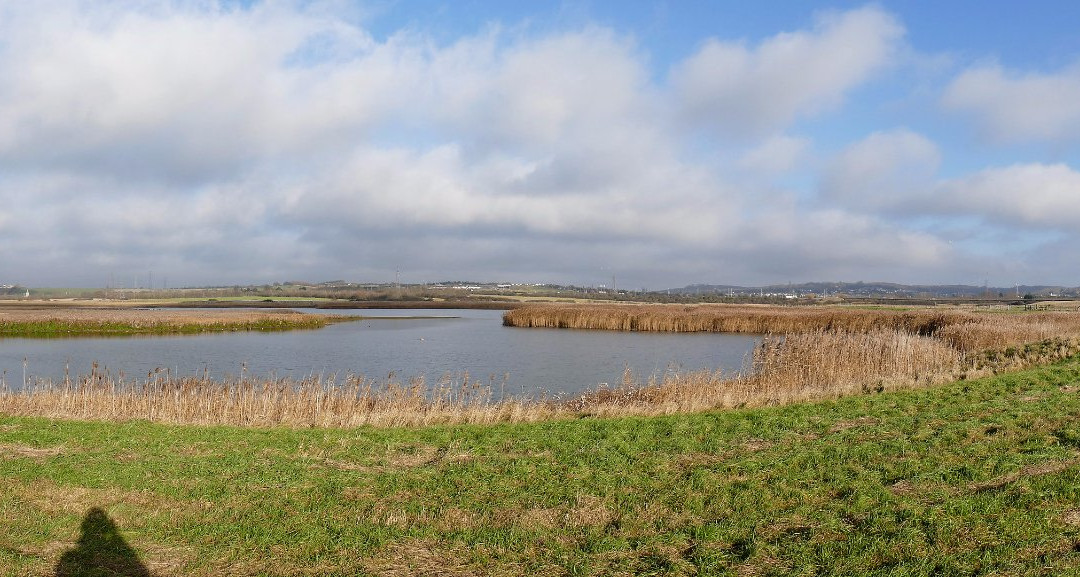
[5,358,1080,574]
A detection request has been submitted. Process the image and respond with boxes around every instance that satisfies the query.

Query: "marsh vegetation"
[3,304,1079,427]
[502,303,1080,353]
[5,303,1080,574]
[4,359,1080,575]
[0,308,342,337]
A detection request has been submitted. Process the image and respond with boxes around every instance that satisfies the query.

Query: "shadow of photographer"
[55,507,151,577]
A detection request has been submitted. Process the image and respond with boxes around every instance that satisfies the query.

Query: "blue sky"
[1,1,1079,289]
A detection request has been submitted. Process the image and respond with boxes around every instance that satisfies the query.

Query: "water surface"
[0,309,759,397]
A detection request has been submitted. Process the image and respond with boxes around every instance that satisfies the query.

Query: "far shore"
[0,297,520,311]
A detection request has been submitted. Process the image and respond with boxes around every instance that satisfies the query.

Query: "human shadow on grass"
[54,507,151,577]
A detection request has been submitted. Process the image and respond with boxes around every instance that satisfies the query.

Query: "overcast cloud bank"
[1,2,1077,288]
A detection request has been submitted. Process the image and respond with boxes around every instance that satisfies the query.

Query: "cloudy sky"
[2,1,1079,289]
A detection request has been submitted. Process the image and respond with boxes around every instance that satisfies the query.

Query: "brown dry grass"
[504,304,1080,354]
[504,303,966,334]
[6,328,1071,428]
[968,456,1080,492]
[0,307,328,329]
[362,539,495,577]
[5,304,1080,428]
[564,329,971,417]
[0,443,67,460]
[1062,509,1080,527]
[0,369,554,428]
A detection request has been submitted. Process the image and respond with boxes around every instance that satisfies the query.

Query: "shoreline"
[0,298,519,311]
[4,358,1080,574]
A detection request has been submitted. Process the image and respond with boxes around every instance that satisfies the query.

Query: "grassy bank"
[0,309,344,337]
[4,358,1080,575]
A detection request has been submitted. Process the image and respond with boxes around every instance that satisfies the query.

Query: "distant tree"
[1023,293,1035,302]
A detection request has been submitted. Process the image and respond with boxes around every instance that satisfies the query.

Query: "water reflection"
[2,309,759,397]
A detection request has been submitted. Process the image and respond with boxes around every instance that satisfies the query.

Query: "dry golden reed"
[503,303,963,334]
[7,329,1076,428]
[5,304,1080,427]
[503,304,1080,353]
[564,329,964,416]
[0,308,317,325]
[0,367,549,428]
[0,308,333,335]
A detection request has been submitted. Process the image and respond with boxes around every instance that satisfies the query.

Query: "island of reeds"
[5,303,1080,427]
[5,302,1080,574]
[0,308,345,337]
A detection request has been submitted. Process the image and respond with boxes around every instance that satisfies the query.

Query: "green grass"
[5,359,1080,575]
[0,317,340,337]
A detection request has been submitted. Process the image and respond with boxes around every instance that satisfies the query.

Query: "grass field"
[4,357,1080,575]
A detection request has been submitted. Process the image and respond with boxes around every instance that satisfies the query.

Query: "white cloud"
[724,200,951,277]
[795,210,948,268]
[0,2,1074,288]
[670,5,904,138]
[478,30,655,151]
[737,135,810,174]
[282,141,735,246]
[0,1,754,286]
[821,129,1080,234]
[814,128,1080,281]
[821,128,940,210]
[0,1,414,182]
[935,163,1080,229]
[943,61,1080,144]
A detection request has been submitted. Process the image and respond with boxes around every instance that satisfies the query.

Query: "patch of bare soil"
[0,443,67,461]
[970,456,1080,492]
[827,416,880,434]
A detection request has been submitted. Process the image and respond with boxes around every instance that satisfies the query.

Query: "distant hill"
[667,282,1079,299]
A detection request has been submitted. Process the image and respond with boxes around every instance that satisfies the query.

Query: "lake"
[0,309,760,397]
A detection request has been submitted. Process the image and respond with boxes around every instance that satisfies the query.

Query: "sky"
[2,1,1080,290]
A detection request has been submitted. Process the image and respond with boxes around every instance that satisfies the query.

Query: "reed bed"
[504,304,1080,353]
[0,366,551,428]
[0,308,336,336]
[5,304,1080,427]
[934,315,1076,353]
[503,303,967,334]
[6,330,1077,428]
[565,329,966,417]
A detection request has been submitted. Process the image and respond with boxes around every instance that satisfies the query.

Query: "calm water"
[0,309,759,397]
